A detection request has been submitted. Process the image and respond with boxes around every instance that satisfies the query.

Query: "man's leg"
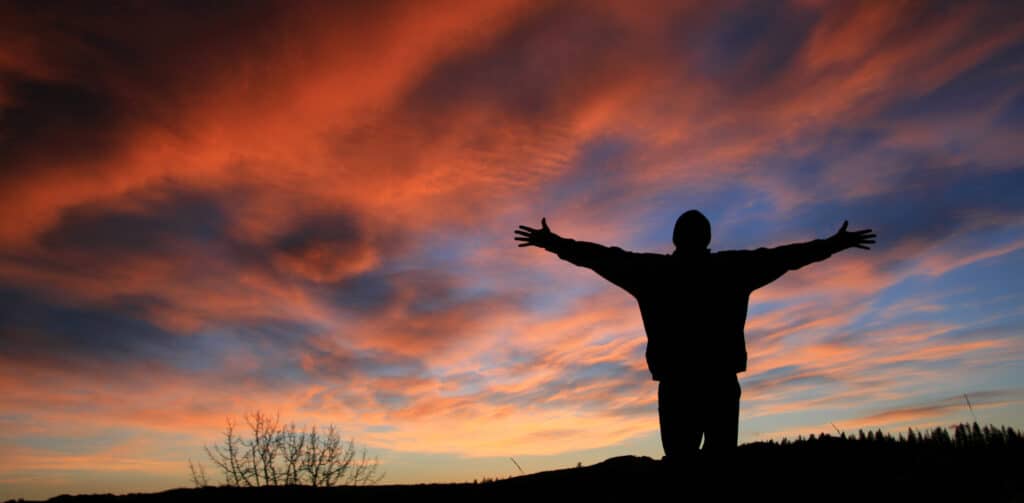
[700,374,741,454]
[658,380,702,464]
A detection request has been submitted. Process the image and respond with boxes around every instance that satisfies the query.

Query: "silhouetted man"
[514,210,875,463]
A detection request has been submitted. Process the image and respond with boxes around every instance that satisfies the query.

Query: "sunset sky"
[2,0,1024,499]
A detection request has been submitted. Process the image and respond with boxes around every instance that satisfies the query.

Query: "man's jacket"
[548,236,841,381]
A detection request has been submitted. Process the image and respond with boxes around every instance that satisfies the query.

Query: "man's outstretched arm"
[748,221,876,289]
[515,218,640,292]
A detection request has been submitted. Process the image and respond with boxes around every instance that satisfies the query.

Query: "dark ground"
[11,435,1023,503]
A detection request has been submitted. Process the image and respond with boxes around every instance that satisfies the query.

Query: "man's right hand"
[515,218,561,250]
[829,221,876,251]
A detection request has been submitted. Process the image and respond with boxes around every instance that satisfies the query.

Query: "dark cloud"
[0,76,123,173]
[875,169,1023,247]
[375,391,412,410]
[0,1,287,181]
[486,360,648,412]
[326,267,473,316]
[758,161,1024,280]
[325,271,399,314]
[269,212,385,283]
[880,42,1024,123]
[0,286,178,366]
[404,3,628,120]
[302,346,427,381]
[677,1,817,94]
[541,137,642,221]
[743,364,837,394]
[326,266,529,354]
[274,213,365,255]
[0,284,321,387]
[37,185,228,256]
[934,321,1024,344]
[443,370,486,386]
[745,313,827,345]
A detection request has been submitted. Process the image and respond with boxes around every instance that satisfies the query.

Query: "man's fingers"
[834,221,874,249]
[514,229,533,237]
[518,225,538,232]
[541,217,549,231]
[518,242,533,247]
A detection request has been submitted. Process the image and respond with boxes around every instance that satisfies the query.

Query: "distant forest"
[745,422,1022,450]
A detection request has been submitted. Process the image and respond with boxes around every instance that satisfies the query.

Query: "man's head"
[673,209,711,252]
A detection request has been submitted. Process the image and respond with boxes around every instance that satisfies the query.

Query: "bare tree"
[202,417,249,486]
[188,458,209,487]
[279,422,306,485]
[192,410,384,488]
[245,410,280,486]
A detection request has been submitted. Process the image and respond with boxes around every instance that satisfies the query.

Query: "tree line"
[748,423,1022,449]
